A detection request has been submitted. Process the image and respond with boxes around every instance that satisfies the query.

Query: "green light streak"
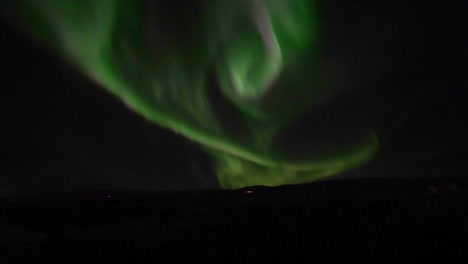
[12,0,378,189]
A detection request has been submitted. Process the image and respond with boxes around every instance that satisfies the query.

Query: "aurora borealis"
[10,0,379,189]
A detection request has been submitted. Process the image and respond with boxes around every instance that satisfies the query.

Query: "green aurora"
[11,0,378,189]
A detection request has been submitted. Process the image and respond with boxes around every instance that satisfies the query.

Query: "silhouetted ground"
[1,177,467,260]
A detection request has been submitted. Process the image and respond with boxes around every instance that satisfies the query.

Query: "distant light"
[107,195,111,198]
[244,190,253,194]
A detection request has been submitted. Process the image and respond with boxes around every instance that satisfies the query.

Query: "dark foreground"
[1,177,467,261]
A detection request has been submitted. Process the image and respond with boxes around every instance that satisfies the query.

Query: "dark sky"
[1,1,467,197]
[0,14,219,196]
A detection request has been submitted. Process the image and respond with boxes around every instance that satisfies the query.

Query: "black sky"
[1,1,467,196]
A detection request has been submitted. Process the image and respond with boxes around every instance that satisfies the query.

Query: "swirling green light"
[12,0,378,189]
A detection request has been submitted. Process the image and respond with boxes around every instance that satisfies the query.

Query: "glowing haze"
[12,0,378,189]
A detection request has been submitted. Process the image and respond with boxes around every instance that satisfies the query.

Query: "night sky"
[1,1,467,196]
